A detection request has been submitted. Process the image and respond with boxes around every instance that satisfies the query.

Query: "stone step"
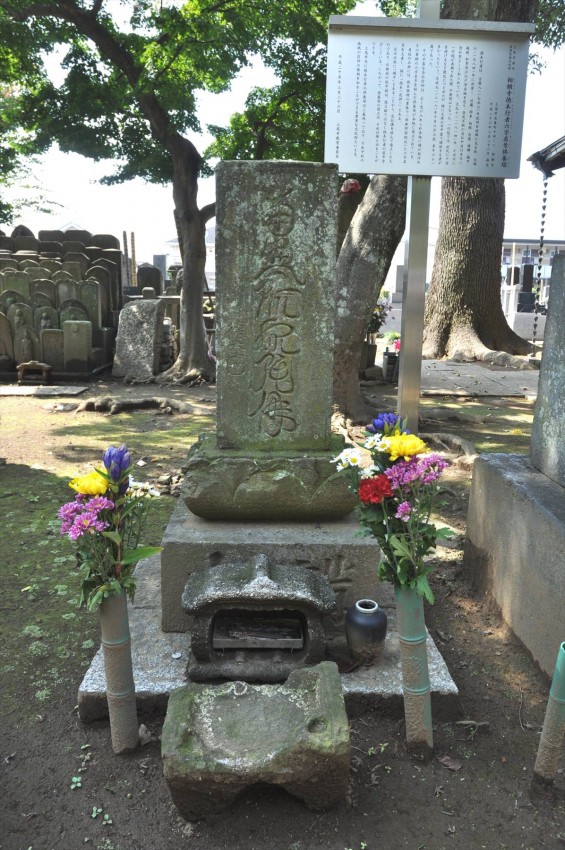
[78,555,459,723]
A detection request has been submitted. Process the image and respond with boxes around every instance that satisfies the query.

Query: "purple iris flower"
[367,412,406,434]
[103,445,131,480]
[103,445,131,494]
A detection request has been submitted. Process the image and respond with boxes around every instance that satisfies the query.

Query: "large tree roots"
[75,396,212,415]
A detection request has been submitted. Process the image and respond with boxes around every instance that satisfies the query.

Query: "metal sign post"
[397,0,438,433]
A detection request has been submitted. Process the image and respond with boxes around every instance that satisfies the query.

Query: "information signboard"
[325,17,534,178]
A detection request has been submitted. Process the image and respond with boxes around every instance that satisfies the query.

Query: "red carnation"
[359,474,393,505]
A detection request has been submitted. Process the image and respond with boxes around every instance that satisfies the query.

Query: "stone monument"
[161,162,388,642]
[183,161,354,521]
[465,254,565,675]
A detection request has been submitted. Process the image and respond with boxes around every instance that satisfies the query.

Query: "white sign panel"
[325,17,533,178]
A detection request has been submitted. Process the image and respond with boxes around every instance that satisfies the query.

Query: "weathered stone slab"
[40,328,64,371]
[161,499,390,636]
[112,298,165,379]
[215,161,338,453]
[0,290,27,314]
[62,257,87,280]
[63,228,92,244]
[30,284,56,308]
[465,453,565,676]
[63,320,92,372]
[39,259,62,275]
[530,255,565,486]
[14,325,39,363]
[0,311,14,365]
[91,233,120,250]
[162,662,350,819]
[79,279,102,328]
[7,302,33,337]
[34,305,59,333]
[59,298,89,325]
[2,270,31,300]
[137,264,163,293]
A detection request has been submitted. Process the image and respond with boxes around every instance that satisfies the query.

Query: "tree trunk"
[424,0,538,361]
[333,174,407,423]
[156,138,215,384]
[423,178,531,359]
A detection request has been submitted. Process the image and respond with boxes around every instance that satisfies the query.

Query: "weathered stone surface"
[215,161,338,453]
[161,661,350,819]
[530,255,565,487]
[464,453,565,676]
[183,554,336,682]
[183,433,356,521]
[161,499,391,636]
[40,328,64,371]
[112,298,165,379]
[63,320,92,372]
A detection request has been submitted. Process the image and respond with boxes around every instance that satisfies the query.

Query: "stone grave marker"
[63,320,92,372]
[38,240,62,254]
[0,236,15,251]
[2,270,31,300]
[34,305,59,333]
[14,325,39,363]
[0,311,14,367]
[23,268,49,284]
[30,291,55,310]
[112,298,166,380]
[183,160,353,521]
[59,298,89,325]
[62,258,87,280]
[41,328,64,371]
[79,279,103,329]
[57,279,79,304]
[52,269,75,284]
[31,280,57,305]
[63,229,92,244]
[39,259,62,275]
[38,229,65,242]
[0,257,17,271]
[91,233,120,249]
[7,302,33,337]
[62,240,86,255]
[13,236,38,252]
[137,264,163,294]
[19,259,40,271]
[0,290,27,314]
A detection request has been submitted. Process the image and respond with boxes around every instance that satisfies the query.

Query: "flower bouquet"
[333,412,450,603]
[59,445,161,611]
[58,445,161,753]
[333,413,451,756]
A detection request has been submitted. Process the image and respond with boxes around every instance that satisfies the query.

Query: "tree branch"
[200,202,216,224]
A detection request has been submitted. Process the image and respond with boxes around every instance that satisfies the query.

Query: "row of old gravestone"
[0,227,124,375]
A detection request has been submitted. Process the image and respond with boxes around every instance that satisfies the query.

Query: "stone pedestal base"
[182,433,356,521]
[161,662,350,819]
[161,500,393,638]
[464,453,565,676]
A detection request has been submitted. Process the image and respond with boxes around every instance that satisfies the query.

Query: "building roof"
[528,135,565,178]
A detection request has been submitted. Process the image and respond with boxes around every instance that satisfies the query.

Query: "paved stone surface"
[0,384,88,396]
[77,555,459,722]
[420,360,539,398]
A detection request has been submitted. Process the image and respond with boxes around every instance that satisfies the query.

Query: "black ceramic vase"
[345,599,388,666]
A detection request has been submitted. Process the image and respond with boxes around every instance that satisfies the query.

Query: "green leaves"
[120,545,162,566]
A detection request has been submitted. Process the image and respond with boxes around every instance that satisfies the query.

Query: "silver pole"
[397,0,439,433]
[398,177,432,433]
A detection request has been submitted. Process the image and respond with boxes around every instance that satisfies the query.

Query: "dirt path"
[1,380,563,850]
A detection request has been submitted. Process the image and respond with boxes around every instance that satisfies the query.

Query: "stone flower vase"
[394,585,433,759]
[99,588,139,754]
[345,599,388,665]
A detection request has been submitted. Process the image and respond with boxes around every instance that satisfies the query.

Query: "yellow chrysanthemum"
[69,470,108,496]
[381,433,428,462]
